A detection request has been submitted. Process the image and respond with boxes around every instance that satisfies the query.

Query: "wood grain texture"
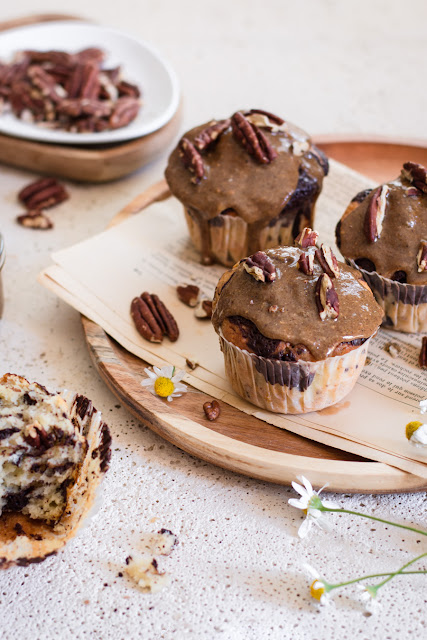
[0,14,181,183]
[81,140,427,492]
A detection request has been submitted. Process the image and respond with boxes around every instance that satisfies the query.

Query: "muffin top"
[165,109,328,224]
[336,162,427,285]
[212,231,383,361]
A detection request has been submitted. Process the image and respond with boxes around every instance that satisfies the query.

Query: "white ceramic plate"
[0,21,180,145]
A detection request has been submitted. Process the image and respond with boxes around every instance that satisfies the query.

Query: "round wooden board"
[82,138,427,493]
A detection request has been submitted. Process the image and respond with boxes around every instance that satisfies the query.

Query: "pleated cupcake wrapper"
[185,208,306,268]
[347,259,427,333]
[219,333,370,414]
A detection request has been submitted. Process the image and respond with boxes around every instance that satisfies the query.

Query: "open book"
[39,160,427,479]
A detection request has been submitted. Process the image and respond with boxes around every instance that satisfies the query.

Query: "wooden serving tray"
[0,14,181,182]
[82,139,427,494]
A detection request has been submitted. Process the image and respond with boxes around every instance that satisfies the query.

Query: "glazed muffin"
[211,230,383,414]
[165,109,328,266]
[336,162,427,333]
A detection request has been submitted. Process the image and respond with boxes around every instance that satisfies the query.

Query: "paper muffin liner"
[347,259,427,333]
[0,393,111,569]
[184,206,313,267]
[219,333,371,414]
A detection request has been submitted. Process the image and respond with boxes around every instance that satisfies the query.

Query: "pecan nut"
[243,251,277,283]
[297,251,314,276]
[364,185,389,243]
[203,399,221,421]
[315,274,339,321]
[315,244,340,279]
[16,210,53,229]
[231,111,278,164]
[417,240,427,272]
[295,227,319,248]
[194,119,231,151]
[247,108,285,127]
[131,292,179,343]
[176,284,200,307]
[18,177,69,210]
[179,137,205,183]
[194,299,213,319]
[419,337,427,369]
[401,162,427,194]
[109,96,140,129]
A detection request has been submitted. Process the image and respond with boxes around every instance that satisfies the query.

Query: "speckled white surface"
[0,1,426,638]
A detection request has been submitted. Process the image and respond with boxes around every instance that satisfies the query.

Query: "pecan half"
[176,284,199,307]
[203,399,221,421]
[245,110,287,133]
[364,185,389,243]
[231,111,278,164]
[17,210,53,229]
[109,97,140,129]
[18,177,69,210]
[417,240,427,272]
[27,65,65,102]
[295,227,319,248]
[316,244,340,279]
[194,119,231,152]
[179,137,205,183]
[315,274,339,321]
[297,251,314,276]
[419,337,427,369]
[131,292,179,343]
[247,109,285,126]
[401,162,427,194]
[243,251,276,283]
[194,299,213,319]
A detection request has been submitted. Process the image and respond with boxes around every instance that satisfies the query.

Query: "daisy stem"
[322,507,427,537]
[327,552,427,591]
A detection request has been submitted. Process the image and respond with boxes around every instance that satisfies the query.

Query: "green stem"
[327,552,427,592]
[322,507,427,537]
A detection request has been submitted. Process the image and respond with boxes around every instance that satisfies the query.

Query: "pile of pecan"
[0,47,141,133]
[16,176,69,229]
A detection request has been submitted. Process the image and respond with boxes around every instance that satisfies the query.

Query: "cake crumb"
[384,342,401,358]
[125,555,170,593]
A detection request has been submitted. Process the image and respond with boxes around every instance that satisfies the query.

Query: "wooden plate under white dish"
[81,139,427,494]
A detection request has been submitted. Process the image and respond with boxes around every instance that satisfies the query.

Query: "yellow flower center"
[310,580,325,601]
[154,377,175,398]
[406,421,422,440]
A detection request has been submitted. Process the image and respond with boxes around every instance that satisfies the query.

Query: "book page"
[39,159,427,478]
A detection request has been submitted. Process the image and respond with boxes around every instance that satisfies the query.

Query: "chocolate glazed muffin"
[211,229,383,414]
[336,162,427,333]
[165,110,328,267]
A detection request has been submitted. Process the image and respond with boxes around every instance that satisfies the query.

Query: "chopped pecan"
[419,337,427,369]
[131,292,179,343]
[243,251,276,283]
[316,244,340,279]
[18,177,69,210]
[195,299,213,319]
[179,138,205,183]
[185,358,198,370]
[203,399,221,421]
[384,342,401,358]
[315,274,339,321]
[268,305,278,313]
[406,186,420,197]
[401,162,427,194]
[17,210,53,230]
[364,185,389,243]
[298,251,314,276]
[417,240,427,272]
[295,227,319,248]
[194,119,231,152]
[231,111,278,164]
[176,284,200,307]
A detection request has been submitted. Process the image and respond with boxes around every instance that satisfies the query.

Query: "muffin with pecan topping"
[165,110,328,267]
[211,230,383,413]
[336,162,427,333]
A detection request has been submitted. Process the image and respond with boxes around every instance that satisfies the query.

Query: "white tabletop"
[0,2,426,639]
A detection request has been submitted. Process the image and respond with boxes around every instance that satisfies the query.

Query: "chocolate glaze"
[165,115,327,262]
[339,174,427,284]
[212,246,383,361]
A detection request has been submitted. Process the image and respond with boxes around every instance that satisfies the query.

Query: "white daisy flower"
[303,564,331,606]
[141,365,187,402]
[405,421,427,447]
[419,399,427,415]
[288,475,339,539]
[357,584,379,614]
